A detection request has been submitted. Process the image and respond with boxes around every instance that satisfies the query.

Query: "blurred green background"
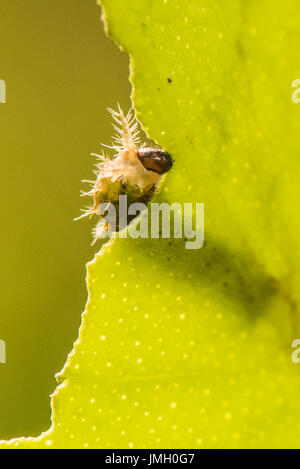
[0,0,129,439]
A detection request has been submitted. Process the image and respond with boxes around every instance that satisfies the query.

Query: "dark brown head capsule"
[137,147,173,175]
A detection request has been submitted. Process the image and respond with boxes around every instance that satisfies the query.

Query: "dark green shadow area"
[0,0,130,439]
[121,200,279,325]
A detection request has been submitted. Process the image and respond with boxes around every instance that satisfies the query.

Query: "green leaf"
[2,0,300,449]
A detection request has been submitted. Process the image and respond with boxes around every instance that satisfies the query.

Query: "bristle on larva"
[106,104,141,152]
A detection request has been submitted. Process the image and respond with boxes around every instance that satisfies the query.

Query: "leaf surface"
[2,0,300,449]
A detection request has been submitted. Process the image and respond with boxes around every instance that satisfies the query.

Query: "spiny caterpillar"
[76,105,173,244]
